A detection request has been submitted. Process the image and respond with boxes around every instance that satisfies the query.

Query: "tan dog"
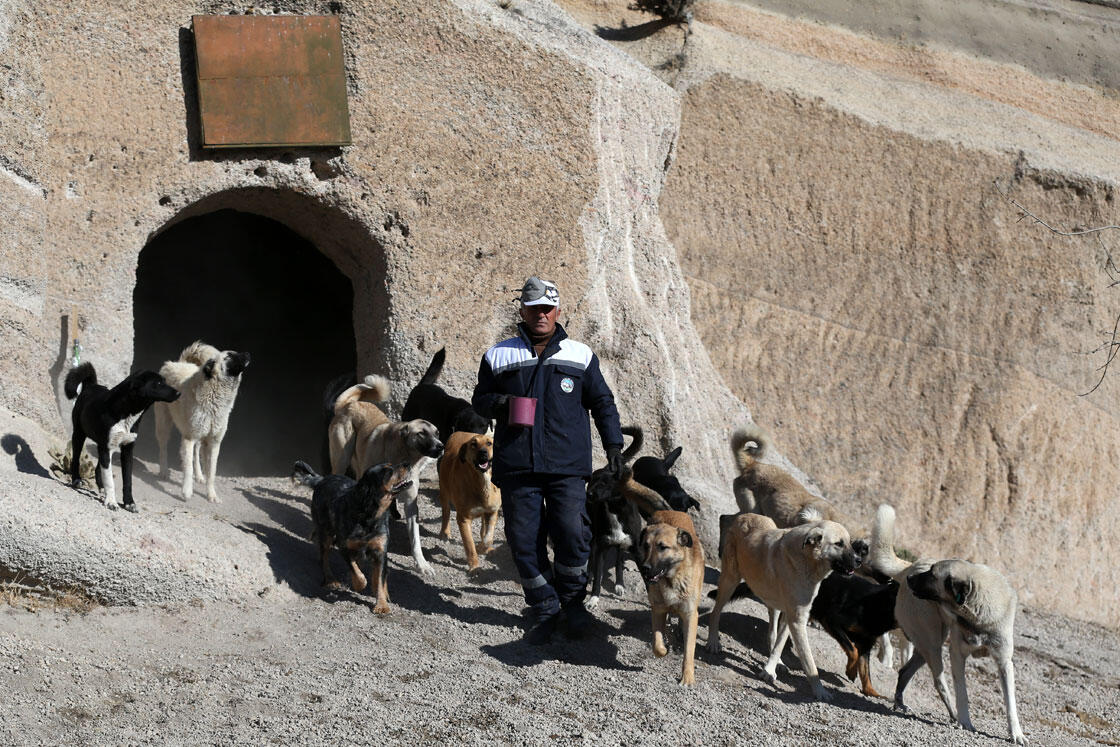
[638,510,704,686]
[438,431,501,571]
[329,374,445,575]
[730,423,846,528]
[707,513,861,701]
[328,375,392,476]
[870,505,1025,744]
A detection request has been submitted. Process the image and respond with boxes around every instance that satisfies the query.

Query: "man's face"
[520,303,559,337]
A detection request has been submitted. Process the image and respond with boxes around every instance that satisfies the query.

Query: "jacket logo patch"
[560,377,575,394]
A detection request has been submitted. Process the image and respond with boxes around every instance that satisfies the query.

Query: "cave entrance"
[132,208,356,475]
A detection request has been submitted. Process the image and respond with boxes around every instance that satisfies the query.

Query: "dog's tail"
[64,363,97,399]
[796,505,824,524]
[620,425,644,463]
[180,340,220,366]
[730,423,768,473]
[418,347,446,387]
[333,374,390,415]
[291,460,326,489]
[869,503,910,577]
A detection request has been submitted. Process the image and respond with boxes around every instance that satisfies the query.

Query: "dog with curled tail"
[870,504,1026,745]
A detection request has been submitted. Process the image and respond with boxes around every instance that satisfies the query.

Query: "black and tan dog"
[811,573,899,698]
[292,460,411,614]
[438,431,501,571]
[65,362,180,511]
[638,509,704,686]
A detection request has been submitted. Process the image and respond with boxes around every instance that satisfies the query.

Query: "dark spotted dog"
[65,362,180,511]
[292,460,411,614]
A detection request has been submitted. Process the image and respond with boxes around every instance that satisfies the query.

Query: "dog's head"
[457,433,494,472]
[404,419,444,459]
[130,371,180,404]
[638,519,694,586]
[907,559,977,608]
[202,350,250,380]
[356,462,413,513]
[801,520,861,577]
[586,466,619,504]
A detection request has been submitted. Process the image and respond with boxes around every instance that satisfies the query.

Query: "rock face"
[3,0,1120,627]
[557,0,1120,626]
[0,0,753,602]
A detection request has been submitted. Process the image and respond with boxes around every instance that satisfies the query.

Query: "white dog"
[870,504,1026,744]
[154,341,250,502]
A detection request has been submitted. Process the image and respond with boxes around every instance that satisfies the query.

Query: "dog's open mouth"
[642,568,667,584]
[390,479,413,494]
[475,454,492,472]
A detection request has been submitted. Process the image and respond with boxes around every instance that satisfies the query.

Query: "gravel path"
[0,461,1117,745]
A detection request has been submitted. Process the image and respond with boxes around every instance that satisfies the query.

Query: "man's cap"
[516,276,559,307]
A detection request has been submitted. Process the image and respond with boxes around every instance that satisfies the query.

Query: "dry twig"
[993,179,1120,394]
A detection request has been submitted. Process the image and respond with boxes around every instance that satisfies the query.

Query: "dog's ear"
[458,440,470,463]
[804,529,822,547]
[945,575,972,606]
[677,529,693,548]
[664,446,683,471]
[202,359,216,379]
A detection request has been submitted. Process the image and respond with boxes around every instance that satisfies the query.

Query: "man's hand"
[492,394,511,417]
[606,446,623,479]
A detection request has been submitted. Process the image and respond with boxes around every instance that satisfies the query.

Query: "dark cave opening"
[132,209,356,476]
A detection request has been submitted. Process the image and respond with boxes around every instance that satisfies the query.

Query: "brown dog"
[438,431,501,571]
[638,510,704,686]
[708,513,862,701]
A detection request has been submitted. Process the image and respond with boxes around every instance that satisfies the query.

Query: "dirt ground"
[0,459,1117,745]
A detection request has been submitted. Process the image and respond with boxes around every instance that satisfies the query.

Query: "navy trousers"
[498,473,590,619]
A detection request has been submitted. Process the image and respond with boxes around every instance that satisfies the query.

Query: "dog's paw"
[585,595,600,610]
[324,581,345,592]
[706,638,721,655]
[678,673,695,687]
[762,669,779,687]
[206,493,221,504]
[416,558,435,577]
[1012,733,1027,745]
[813,686,833,703]
[652,642,668,658]
[373,604,390,615]
[892,702,913,715]
[123,503,139,514]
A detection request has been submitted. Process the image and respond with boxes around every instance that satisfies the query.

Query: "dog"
[154,341,250,502]
[320,373,357,473]
[64,362,180,511]
[870,504,1026,744]
[811,573,899,698]
[292,460,411,614]
[632,446,700,512]
[401,348,490,445]
[586,427,675,608]
[329,374,444,575]
[638,510,704,686]
[707,513,861,701]
[438,431,501,571]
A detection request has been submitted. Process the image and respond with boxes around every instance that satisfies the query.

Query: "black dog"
[810,573,899,698]
[586,426,650,607]
[292,460,411,614]
[632,446,700,512]
[64,362,180,511]
[401,348,489,445]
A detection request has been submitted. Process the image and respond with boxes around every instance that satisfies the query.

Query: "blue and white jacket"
[473,323,623,480]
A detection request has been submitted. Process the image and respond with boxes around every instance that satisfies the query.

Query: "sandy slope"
[0,463,1117,745]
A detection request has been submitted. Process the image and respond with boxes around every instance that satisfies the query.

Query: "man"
[473,276,624,644]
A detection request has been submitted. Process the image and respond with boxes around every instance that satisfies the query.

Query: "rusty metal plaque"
[193,15,351,148]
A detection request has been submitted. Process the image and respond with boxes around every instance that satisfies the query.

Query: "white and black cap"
[516,276,559,307]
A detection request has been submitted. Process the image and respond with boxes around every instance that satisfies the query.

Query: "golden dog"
[708,513,861,701]
[638,510,704,686]
[438,431,501,571]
